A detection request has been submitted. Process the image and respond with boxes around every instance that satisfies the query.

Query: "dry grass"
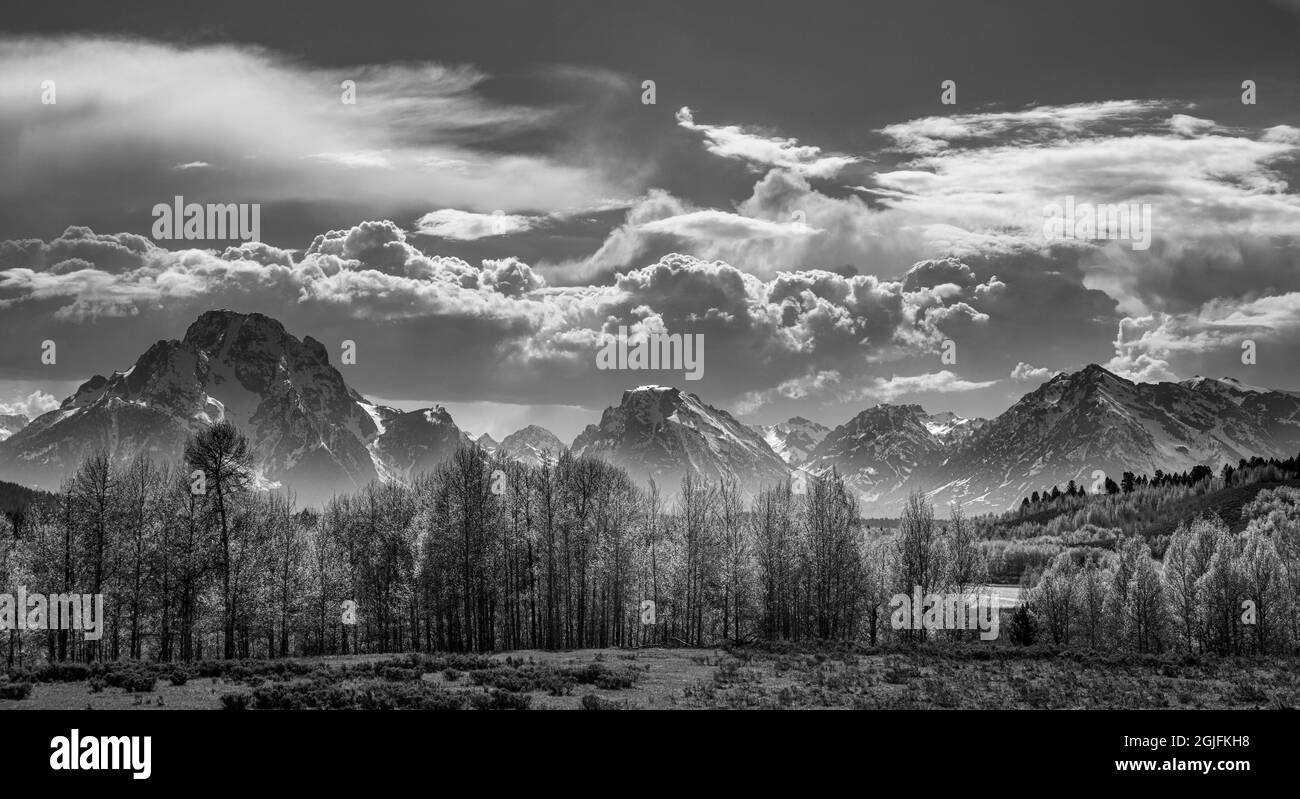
[4,647,1298,710]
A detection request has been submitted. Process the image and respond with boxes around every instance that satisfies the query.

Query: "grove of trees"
[4,421,1299,665]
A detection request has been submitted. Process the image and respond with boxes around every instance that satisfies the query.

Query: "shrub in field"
[882,656,921,684]
[376,665,422,682]
[1008,605,1038,646]
[777,685,807,707]
[1232,678,1269,705]
[467,689,532,710]
[570,663,639,688]
[0,681,33,700]
[34,663,91,682]
[169,670,190,686]
[581,693,631,710]
[4,668,35,684]
[712,660,761,687]
[471,662,640,694]
[220,693,250,710]
[594,672,636,690]
[247,680,473,710]
[118,670,157,693]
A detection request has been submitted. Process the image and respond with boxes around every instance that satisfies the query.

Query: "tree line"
[5,420,1299,665]
[1018,454,1300,511]
[1,420,996,664]
[1024,487,1300,654]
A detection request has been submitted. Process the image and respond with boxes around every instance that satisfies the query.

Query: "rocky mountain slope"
[572,385,789,495]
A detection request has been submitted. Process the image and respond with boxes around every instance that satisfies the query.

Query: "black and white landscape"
[3,0,1300,715]
[4,310,1300,515]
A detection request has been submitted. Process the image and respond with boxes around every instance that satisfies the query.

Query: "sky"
[2,0,1300,441]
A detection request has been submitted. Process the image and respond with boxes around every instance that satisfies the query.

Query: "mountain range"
[572,385,790,490]
[0,414,28,442]
[0,311,470,505]
[2,310,1299,514]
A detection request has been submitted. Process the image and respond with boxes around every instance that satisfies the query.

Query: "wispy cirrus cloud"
[849,370,999,402]
[635,209,821,240]
[0,35,631,227]
[879,100,1172,155]
[676,106,861,179]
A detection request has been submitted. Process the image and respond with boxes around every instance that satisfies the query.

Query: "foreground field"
[3,646,1298,710]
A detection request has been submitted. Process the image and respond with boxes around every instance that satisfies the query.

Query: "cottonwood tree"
[803,470,862,640]
[1161,516,1230,653]
[1198,529,1244,655]
[1075,558,1111,648]
[1236,530,1287,653]
[754,481,798,641]
[72,452,116,661]
[1030,553,1077,645]
[1124,546,1167,652]
[716,477,750,642]
[895,490,948,641]
[184,420,253,659]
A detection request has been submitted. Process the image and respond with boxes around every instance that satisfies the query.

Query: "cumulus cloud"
[0,224,1007,411]
[1106,292,1300,383]
[6,73,1300,420]
[567,97,1300,317]
[1010,362,1061,382]
[1169,114,1216,137]
[0,390,59,419]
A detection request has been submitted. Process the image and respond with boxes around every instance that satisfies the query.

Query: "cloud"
[1169,114,1216,137]
[1010,362,1061,382]
[635,209,821,240]
[0,390,59,419]
[1105,292,1300,383]
[848,370,999,402]
[7,83,1300,417]
[879,100,1170,155]
[676,106,860,179]
[872,123,1300,246]
[737,367,999,413]
[414,209,542,240]
[0,35,630,223]
[0,224,1005,410]
[735,369,842,415]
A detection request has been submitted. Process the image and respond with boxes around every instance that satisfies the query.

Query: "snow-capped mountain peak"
[0,310,470,504]
[759,416,830,466]
[573,385,789,494]
[498,425,564,467]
